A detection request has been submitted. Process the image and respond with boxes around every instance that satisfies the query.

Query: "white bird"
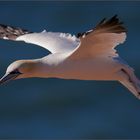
[0,15,140,99]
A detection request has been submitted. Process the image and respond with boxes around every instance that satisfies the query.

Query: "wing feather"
[0,15,126,57]
[0,24,32,40]
[16,31,80,54]
[0,24,80,54]
[69,15,127,59]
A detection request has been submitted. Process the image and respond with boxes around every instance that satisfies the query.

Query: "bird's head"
[0,60,40,85]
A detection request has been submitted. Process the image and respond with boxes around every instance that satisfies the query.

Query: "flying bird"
[0,15,140,99]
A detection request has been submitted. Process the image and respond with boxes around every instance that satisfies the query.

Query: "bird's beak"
[0,72,21,85]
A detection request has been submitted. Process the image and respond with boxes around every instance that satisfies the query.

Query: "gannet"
[0,15,140,99]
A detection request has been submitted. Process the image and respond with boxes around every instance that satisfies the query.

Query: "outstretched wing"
[69,15,127,60]
[0,24,80,54]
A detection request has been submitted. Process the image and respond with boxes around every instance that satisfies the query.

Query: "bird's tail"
[118,67,140,99]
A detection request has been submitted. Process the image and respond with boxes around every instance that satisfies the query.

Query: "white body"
[39,54,120,80]
[1,16,140,99]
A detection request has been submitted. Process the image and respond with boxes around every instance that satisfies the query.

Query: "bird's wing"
[0,24,80,54]
[68,15,127,60]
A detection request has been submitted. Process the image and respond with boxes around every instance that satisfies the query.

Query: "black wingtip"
[96,15,127,33]
[0,24,32,40]
[76,15,127,38]
[98,18,106,25]
[112,14,118,18]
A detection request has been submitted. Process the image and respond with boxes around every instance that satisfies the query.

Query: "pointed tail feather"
[118,68,140,99]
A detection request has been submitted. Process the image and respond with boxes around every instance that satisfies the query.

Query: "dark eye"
[10,69,22,74]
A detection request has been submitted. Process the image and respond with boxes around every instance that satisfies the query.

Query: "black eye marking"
[10,69,22,74]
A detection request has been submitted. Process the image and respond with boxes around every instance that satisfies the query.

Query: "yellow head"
[0,60,41,84]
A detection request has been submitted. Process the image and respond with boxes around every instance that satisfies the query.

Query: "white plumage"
[0,15,140,99]
[16,31,80,54]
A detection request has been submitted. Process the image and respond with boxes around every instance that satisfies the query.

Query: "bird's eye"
[10,69,22,74]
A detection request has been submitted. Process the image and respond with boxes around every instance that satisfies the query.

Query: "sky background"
[0,1,140,139]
